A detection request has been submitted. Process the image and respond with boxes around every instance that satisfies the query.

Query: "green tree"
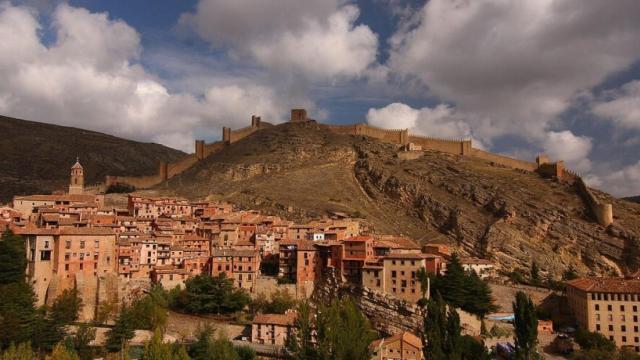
[0,342,34,360]
[141,329,173,360]
[68,324,96,360]
[437,254,468,308]
[106,308,135,353]
[513,291,539,360]
[0,282,37,349]
[44,343,79,360]
[287,298,375,360]
[416,268,430,301]
[462,271,496,317]
[530,262,540,285]
[562,265,579,281]
[574,329,616,352]
[173,274,251,315]
[0,230,27,285]
[251,289,296,315]
[50,287,82,325]
[235,346,255,360]
[131,285,169,332]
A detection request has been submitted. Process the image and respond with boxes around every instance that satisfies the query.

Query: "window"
[622,325,627,332]
[95,240,99,248]
[596,314,601,321]
[79,263,83,270]
[65,240,71,249]
[635,316,638,322]
[44,241,49,249]
[608,304,613,311]
[65,264,69,271]
[65,253,70,261]
[595,304,600,311]
[635,305,638,312]
[596,324,601,331]
[40,251,51,261]
[80,241,85,249]
[609,325,614,331]
[392,271,397,278]
[622,305,626,311]
[623,336,627,343]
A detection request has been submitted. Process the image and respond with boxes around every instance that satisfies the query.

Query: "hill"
[156,121,640,278]
[0,115,185,202]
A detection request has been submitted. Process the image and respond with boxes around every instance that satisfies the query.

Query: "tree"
[437,254,468,308]
[286,298,375,360]
[462,271,496,317]
[0,282,37,349]
[188,325,247,360]
[235,346,255,360]
[422,293,490,360]
[0,342,34,360]
[574,329,616,352]
[530,262,540,285]
[562,265,579,281]
[513,291,539,360]
[69,324,96,360]
[141,329,174,360]
[173,274,251,315]
[131,285,169,331]
[106,308,135,353]
[50,287,82,325]
[0,230,27,285]
[416,268,430,301]
[251,289,296,315]
[44,343,79,360]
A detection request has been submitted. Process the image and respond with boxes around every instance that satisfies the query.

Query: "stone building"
[567,277,640,351]
[369,331,424,360]
[278,240,320,297]
[211,248,259,292]
[251,311,296,346]
[362,253,442,303]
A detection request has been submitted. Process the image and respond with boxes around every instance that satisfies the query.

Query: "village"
[1,157,640,359]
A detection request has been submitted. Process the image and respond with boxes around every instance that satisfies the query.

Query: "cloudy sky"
[1,0,640,196]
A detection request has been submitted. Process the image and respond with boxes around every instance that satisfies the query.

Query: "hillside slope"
[0,115,185,202]
[157,121,640,278]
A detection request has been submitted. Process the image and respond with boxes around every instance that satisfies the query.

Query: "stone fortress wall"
[102,108,613,227]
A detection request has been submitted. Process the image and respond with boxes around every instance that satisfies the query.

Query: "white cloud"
[543,131,593,173]
[180,0,378,79]
[592,80,640,129]
[0,3,298,152]
[388,0,640,142]
[366,102,474,140]
[589,162,640,197]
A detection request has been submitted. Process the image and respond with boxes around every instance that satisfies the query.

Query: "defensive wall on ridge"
[103,108,613,227]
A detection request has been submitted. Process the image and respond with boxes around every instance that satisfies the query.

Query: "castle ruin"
[102,108,613,227]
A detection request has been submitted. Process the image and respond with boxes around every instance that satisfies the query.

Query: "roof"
[14,194,97,202]
[566,277,640,294]
[383,253,439,260]
[369,331,422,350]
[211,249,257,257]
[71,159,83,170]
[279,240,316,251]
[60,227,116,236]
[253,312,296,326]
[375,235,420,250]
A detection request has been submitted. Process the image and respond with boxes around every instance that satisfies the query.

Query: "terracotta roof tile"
[566,277,640,294]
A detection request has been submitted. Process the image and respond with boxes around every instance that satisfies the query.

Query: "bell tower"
[69,157,84,195]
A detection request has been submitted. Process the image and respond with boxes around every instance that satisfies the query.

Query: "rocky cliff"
[157,121,640,278]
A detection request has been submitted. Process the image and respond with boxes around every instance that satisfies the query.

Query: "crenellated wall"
[167,154,198,178]
[409,135,472,155]
[470,148,538,172]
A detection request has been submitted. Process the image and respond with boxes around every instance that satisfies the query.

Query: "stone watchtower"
[290,109,308,122]
[69,157,84,195]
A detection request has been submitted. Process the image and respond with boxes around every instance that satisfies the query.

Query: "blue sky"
[2,0,640,196]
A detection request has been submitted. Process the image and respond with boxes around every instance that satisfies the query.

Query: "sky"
[1,0,640,196]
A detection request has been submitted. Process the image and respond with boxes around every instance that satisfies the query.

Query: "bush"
[250,289,296,315]
[574,329,616,352]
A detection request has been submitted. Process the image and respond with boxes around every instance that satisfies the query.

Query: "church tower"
[69,157,84,195]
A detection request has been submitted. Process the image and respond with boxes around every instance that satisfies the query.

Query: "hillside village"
[2,115,640,359]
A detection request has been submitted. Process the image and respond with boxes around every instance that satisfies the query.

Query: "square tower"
[290,109,307,122]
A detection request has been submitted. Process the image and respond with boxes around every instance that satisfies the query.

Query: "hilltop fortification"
[104,109,613,227]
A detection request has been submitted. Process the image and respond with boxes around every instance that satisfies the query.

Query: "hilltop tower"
[290,109,308,122]
[69,157,84,195]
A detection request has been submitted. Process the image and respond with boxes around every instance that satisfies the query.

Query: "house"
[251,311,296,346]
[369,331,424,360]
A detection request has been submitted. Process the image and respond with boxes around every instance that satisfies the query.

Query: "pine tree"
[438,254,467,308]
[0,282,37,349]
[0,230,27,285]
[444,307,461,358]
[423,294,447,360]
[513,291,539,360]
[68,324,96,360]
[142,329,173,360]
[106,307,135,353]
[530,262,540,285]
